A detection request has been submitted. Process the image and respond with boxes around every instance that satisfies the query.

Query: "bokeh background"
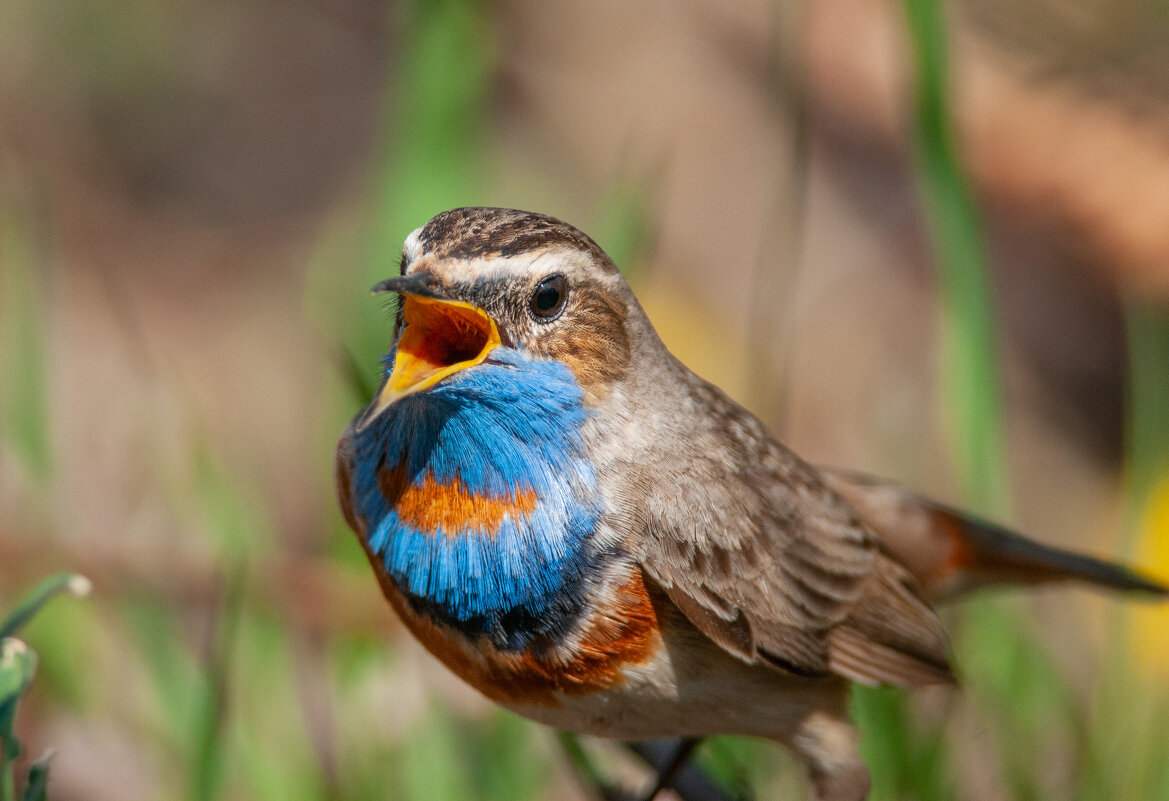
[2,0,1169,799]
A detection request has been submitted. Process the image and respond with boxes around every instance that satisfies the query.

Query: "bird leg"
[635,737,702,801]
[784,710,870,801]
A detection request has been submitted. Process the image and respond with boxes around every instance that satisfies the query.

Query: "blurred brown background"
[2,0,1169,799]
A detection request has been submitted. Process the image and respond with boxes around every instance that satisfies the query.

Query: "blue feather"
[352,347,603,649]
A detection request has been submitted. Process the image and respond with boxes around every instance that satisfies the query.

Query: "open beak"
[359,272,501,427]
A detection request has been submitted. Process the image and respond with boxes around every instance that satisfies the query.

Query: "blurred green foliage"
[1123,304,1169,535]
[901,0,1009,518]
[868,3,1169,801]
[1,574,90,801]
[1,201,52,483]
[1,0,1167,799]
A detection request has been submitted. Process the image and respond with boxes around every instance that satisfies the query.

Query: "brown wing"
[633,377,953,688]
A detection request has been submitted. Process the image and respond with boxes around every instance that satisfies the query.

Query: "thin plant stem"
[900,0,1011,517]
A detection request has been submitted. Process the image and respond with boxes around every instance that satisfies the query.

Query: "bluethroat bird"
[335,207,1168,801]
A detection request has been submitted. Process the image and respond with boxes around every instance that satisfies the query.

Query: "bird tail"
[821,468,1169,604]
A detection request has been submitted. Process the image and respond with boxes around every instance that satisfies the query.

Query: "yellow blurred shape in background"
[1130,476,1169,674]
[634,278,752,404]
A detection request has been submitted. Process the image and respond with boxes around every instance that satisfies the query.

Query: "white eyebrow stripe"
[527,250,560,275]
[403,227,424,264]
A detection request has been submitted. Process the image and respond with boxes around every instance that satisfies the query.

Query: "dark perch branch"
[557,732,750,801]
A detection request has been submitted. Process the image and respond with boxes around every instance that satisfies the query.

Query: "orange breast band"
[378,462,538,536]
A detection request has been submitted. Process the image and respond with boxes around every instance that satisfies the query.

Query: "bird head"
[359,207,638,428]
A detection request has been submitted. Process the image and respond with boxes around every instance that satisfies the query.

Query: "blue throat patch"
[351,347,603,650]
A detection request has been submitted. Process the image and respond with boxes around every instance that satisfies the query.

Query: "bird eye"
[530,274,568,320]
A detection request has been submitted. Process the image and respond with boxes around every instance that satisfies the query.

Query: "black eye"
[530,274,568,320]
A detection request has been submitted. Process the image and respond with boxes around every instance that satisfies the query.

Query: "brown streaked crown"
[415,207,618,272]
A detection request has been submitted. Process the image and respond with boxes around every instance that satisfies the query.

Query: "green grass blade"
[398,705,473,801]
[852,685,952,801]
[20,752,52,801]
[892,2,1016,798]
[900,0,1010,517]
[588,181,651,281]
[186,564,247,801]
[472,713,548,801]
[358,0,493,322]
[306,0,496,412]
[0,205,52,482]
[0,639,37,735]
[367,0,493,267]
[553,732,608,796]
[0,639,37,801]
[0,576,92,641]
[1121,302,1169,548]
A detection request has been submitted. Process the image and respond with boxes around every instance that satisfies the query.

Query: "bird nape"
[335,206,1168,801]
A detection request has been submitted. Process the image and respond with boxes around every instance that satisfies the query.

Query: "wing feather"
[633,375,955,687]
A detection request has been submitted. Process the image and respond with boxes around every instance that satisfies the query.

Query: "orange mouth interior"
[378,295,500,407]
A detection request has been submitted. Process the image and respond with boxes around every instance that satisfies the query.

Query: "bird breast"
[348,347,612,649]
